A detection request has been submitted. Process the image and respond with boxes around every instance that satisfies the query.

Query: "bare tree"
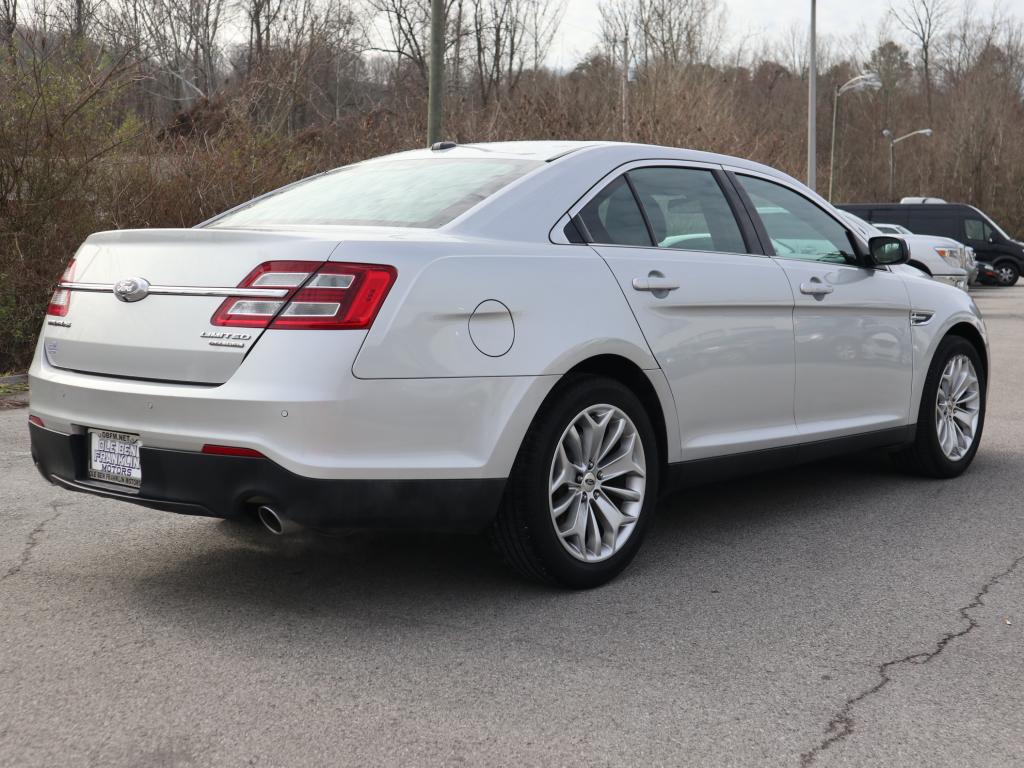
[245,0,285,69]
[364,0,430,83]
[891,0,950,123]
[365,0,468,89]
[1,0,16,50]
[54,0,102,38]
[470,0,560,103]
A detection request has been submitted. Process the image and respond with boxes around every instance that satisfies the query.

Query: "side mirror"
[867,235,909,266]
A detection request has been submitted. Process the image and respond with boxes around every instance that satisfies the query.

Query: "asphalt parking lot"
[2,286,1023,767]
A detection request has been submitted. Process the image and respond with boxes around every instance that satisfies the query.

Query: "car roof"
[379,140,799,182]
[377,141,603,163]
[841,202,972,212]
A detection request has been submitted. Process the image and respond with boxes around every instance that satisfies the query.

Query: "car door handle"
[632,277,679,293]
[799,279,833,297]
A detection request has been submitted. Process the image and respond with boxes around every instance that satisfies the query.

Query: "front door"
[733,173,913,439]
[577,165,798,460]
[963,214,1000,264]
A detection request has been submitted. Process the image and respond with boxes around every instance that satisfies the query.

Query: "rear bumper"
[28,334,557,481]
[30,423,505,532]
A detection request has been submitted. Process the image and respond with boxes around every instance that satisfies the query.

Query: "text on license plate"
[88,430,142,488]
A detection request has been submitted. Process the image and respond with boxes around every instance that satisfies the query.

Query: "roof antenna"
[431,141,457,151]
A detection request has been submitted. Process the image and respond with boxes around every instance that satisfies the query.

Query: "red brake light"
[28,415,45,427]
[201,444,265,457]
[211,261,397,330]
[271,263,397,330]
[47,260,76,317]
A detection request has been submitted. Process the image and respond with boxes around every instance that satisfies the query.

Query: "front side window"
[628,167,747,254]
[578,176,652,247]
[210,158,543,229]
[738,175,855,264]
[964,218,993,242]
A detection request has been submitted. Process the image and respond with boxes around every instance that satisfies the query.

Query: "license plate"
[88,430,142,488]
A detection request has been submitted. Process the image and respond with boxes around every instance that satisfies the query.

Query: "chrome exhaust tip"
[257,505,300,536]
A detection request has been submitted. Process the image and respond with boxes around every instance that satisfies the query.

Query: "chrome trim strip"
[58,282,112,292]
[59,282,290,299]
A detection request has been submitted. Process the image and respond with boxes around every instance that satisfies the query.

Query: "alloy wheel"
[997,265,1017,285]
[548,404,647,563]
[934,354,981,461]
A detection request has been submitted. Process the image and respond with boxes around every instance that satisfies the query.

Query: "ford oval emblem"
[113,277,150,303]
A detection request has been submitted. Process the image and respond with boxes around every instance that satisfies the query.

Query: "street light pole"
[619,34,629,141]
[888,134,895,201]
[829,85,839,199]
[426,0,444,146]
[828,73,882,201]
[807,0,816,190]
[882,128,933,202]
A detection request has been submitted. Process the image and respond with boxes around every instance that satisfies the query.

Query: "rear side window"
[867,209,909,229]
[578,176,652,247]
[210,158,542,228]
[906,213,959,239]
[628,167,747,254]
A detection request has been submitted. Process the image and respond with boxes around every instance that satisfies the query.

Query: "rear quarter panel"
[348,239,658,378]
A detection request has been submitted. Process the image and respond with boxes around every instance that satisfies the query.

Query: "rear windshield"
[209,158,543,229]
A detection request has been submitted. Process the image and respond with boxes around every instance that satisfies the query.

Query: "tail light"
[46,260,76,317]
[212,261,397,330]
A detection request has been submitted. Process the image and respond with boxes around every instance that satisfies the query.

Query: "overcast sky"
[547,0,1005,68]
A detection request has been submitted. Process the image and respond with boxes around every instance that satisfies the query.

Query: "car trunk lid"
[44,228,340,384]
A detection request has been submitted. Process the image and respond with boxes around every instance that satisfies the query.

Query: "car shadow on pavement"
[119,449,961,637]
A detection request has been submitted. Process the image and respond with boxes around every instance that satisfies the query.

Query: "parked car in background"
[964,246,979,284]
[28,142,989,588]
[976,262,1004,284]
[873,222,913,235]
[871,221,979,285]
[840,201,1024,286]
[841,213,970,292]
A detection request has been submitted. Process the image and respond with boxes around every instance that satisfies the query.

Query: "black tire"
[994,261,1020,287]
[492,375,660,589]
[896,335,986,478]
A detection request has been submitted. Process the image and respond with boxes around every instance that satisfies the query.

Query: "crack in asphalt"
[1,502,65,582]
[800,552,1024,767]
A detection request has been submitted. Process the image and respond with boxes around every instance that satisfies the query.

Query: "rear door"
[731,172,913,439]
[576,163,798,460]
[43,229,339,384]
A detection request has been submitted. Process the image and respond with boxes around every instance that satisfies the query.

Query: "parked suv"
[840,202,1023,286]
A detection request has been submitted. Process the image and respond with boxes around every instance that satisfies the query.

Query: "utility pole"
[807,0,816,191]
[829,84,840,200]
[427,0,444,146]
[620,33,629,142]
[889,138,896,201]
